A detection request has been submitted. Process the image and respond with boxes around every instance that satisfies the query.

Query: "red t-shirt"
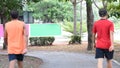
[92,19,114,49]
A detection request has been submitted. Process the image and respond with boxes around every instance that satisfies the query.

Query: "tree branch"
[76,0,83,4]
[102,0,105,8]
[70,0,75,4]
[104,1,108,9]
[102,0,107,9]
[102,0,104,7]
[93,0,100,9]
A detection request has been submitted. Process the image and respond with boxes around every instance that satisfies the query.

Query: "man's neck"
[12,19,18,20]
[101,16,107,20]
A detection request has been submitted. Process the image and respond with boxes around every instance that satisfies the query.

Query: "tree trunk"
[86,0,94,50]
[73,0,77,35]
[79,1,82,44]
[1,14,7,49]
[102,0,107,9]
[1,15,4,24]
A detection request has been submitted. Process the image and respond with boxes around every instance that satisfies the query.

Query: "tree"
[107,1,120,18]
[93,0,119,18]
[79,0,83,43]
[58,0,83,44]
[0,0,22,49]
[0,0,22,24]
[70,0,83,35]
[86,0,94,50]
[28,0,73,23]
[71,0,77,35]
[58,0,82,35]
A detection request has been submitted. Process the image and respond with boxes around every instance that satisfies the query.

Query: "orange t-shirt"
[5,20,25,54]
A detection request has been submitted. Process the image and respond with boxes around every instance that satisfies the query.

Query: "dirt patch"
[0,55,43,68]
[0,42,120,67]
[28,42,88,53]
[114,43,120,63]
[28,42,120,63]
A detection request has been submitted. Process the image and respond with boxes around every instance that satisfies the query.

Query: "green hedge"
[69,35,81,44]
[29,37,55,46]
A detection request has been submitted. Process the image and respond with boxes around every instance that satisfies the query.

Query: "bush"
[69,35,81,44]
[29,37,55,46]
[62,21,87,35]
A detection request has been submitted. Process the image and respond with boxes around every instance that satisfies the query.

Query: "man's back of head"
[99,8,108,17]
[10,10,19,19]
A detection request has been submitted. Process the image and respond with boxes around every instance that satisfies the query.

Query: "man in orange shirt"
[4,10,28,68]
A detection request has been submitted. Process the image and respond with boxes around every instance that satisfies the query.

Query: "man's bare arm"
[109,31,114,51]
[23,24,28,54]
[92,33,96,48]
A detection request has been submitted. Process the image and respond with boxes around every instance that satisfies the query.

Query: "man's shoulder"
[95,19,113,24]
[5,21,11,26]
[94,20,100,25]
[6,20,24,23]
[17,20,25,23]
[5,20,25,27]
[94,20,101,23]
[14,20,25,26]
[105,20,114,26]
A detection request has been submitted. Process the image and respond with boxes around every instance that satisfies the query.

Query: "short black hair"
[10,10,19,19]
[99,8,107,17]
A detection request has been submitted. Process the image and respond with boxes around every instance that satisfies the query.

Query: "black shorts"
[95,48,114,60]
[8,54,24,61]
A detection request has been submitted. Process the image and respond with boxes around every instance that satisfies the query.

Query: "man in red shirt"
[92,8,114,68]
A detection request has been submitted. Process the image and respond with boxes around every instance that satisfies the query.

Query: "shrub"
[62,21,87,35]
[29,37,55,46]
[69,35,81,44]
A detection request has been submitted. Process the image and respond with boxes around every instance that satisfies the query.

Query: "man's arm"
[92,33,96,48]
[109,30,114,51]
[23,24,28,54]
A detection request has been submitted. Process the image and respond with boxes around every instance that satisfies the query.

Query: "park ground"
[0,42,120,68]
[28,42,120,63]
[0,30,120,68]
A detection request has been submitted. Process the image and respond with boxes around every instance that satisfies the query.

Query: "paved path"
[26,51,120,68]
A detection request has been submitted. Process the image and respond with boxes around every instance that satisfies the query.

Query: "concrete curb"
[113,59,120,66]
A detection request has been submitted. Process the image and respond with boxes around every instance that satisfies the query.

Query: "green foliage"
[107,2,120,18]
[58,0,70,2]
[28,0,73,23]
[109,16,120,23]
[86,0,93,5]
[29,37,55,46]
[115,22,120,29]
[0,0,22,21]
[62,21,87,35]
[69,35,81,44]
[27,0,41,2]
[106,0,117,3]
